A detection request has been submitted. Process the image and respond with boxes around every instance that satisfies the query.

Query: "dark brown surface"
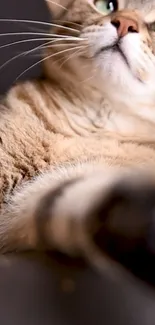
[0,1,155,324]
[0,252,155,325]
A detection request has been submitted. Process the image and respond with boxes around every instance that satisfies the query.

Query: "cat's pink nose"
[111,16,139,38]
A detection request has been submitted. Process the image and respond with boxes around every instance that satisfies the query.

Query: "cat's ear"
[45,0,70,18]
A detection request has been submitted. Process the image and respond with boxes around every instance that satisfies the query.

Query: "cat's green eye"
[95,0,118,14]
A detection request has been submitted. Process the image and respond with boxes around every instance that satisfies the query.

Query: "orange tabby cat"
[1,0,155,272]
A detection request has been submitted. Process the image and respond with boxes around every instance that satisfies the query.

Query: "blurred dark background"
[0,1,155,324]
[0,0,50,94]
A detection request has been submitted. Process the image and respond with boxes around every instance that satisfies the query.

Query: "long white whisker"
[28,43,81,56]
[37,43,85,64]
[26,39,82,56]
[43,42,82,49]
[0,19,79,34]
[15,46,85,81]
[0,39,60,70]
[0,37,82,50]
[16,23,49,34]
[0,38,84,71]
[52,20,81,28]
[45,0,67,11]
[0,32,82,40]
[0,32,63,38]
[0,51,27,71]
[0,38,53,49]
[29,42,81,55]
[23,40,54,56]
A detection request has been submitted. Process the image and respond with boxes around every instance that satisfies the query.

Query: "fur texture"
[1,0,155,272]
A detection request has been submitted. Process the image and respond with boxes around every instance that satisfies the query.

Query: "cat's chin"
[98,49,136,82]
[95,48,155,100]
[97,44,130,72]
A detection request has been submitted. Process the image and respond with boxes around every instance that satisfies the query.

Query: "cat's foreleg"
[0,164,155,266]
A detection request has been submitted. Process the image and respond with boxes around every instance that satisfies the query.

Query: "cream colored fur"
[0,0,155,271]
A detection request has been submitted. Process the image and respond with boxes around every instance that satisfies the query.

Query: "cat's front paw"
[35,170,155,274]
[87,172,155,274]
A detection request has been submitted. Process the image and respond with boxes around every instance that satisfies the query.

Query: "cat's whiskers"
[52,20,81,28]
[28,44,84,59]
[27,41,82,57]
[0,38,80,70]
[59,46,87,69]
[0,40,52,71]
[45,0,68,11]
[59,45,89,68]
[0,19,79,34]
[0,37,82,50]
[0,38,55,50]
[0,19,86,73]
[15,45,85,81]
[18,24,49,34]
[44,42,82,48]
[0,32,82,40]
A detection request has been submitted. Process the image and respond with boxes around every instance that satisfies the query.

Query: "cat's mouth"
[96,42,130,70]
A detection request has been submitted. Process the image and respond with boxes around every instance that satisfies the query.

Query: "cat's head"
[44,0,155,107]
